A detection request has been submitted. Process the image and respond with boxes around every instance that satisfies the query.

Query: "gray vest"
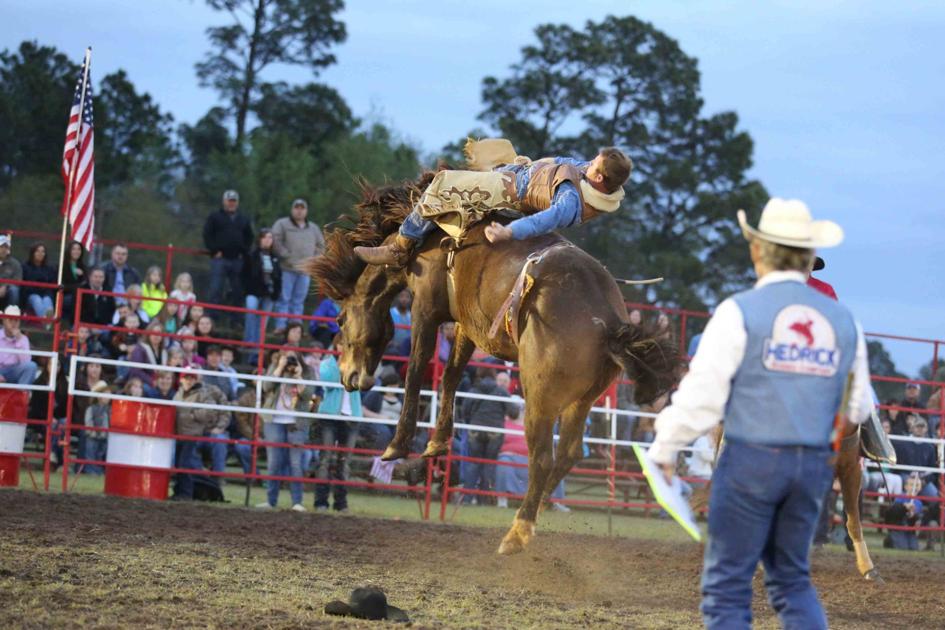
[725,280,857,447]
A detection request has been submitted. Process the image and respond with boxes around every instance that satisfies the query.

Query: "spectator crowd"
[0,193,942,539]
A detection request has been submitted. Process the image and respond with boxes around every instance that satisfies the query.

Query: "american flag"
[61,54,95,250]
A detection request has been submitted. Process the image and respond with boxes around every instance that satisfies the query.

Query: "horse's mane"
[303,171,439,301]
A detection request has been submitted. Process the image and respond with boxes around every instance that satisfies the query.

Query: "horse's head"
[336,260,406,392]
[303,173,437,392]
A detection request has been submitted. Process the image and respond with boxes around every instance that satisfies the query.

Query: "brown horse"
[306,174,680,554]
[835,422,883,582]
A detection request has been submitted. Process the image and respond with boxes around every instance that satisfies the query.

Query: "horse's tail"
[602,320,682,405]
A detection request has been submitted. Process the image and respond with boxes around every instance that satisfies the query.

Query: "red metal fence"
[1,267,943,545]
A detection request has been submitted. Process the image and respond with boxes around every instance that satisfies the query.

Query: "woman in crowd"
[184,303,204,330]
[314,333,362,512]
[495,400,568,510]
[61,240,88,321]
[149,370,177,401]
[169,272,197,324]
[242,228,282,364]
[21,242,56,319]
[256,349,316,511]
[141,266,168,320]
[283,322,304,348]
[128,321,164,395]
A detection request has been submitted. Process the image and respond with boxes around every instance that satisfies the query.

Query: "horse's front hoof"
[863,568,885,584]
[421,440,449,459]
[381,444,409,461]
[497,518,534,556]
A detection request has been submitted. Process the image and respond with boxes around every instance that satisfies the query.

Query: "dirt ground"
[1,490,943,629]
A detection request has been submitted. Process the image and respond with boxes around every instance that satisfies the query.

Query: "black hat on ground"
[813,256,825,271]
[325,587,409,622]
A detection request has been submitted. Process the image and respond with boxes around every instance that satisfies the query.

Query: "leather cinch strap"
[488,243,573,346]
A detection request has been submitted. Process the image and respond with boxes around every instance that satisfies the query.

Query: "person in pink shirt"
[0,305,38,385]
[495,399,568,511]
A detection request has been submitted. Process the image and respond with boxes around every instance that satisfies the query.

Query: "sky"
[4,0,944,377]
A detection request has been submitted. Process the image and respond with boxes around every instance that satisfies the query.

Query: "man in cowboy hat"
[648,198,873,629]
[354,139,632,267]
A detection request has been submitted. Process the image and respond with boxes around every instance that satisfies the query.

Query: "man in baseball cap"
[202,189,253,324]
[0,305,38,386]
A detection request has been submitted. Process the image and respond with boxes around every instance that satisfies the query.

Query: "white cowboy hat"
[737,198,843,249]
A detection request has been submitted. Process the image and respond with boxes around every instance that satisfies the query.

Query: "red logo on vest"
[789,319,815,347]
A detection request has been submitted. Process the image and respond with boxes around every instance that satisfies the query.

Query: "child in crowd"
[124,285,151,325]
[170,272,197,324]
[73,325,105,357]
[177,326,206,368]
[219,346,244,395]
[196,315,215,358]
[154,298,180,336]
[122,377,145,398]
[141,266,168,319]
[83,381,111,474]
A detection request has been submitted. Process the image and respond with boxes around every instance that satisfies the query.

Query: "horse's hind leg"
[539,399,593,509]
[421,328,475,458]
[837,432,882,582]
[498,401,558,555]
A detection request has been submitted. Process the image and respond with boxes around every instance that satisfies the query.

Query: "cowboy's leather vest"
[518,161,602,224]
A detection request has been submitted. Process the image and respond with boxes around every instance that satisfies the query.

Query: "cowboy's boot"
[354,234,416,267]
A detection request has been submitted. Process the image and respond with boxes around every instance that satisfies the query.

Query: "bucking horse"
[305,172,680,554]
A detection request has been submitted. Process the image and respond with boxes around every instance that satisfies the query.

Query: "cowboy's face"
[585,153,606,185]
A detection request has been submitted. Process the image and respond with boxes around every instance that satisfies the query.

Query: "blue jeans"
[173,439,204,499]
[274,270,310,329]
[0,361,37,385]
[208,257,244,311]
[701,441,834,630]
[264,421,309,507]
[28,294,54,317]
[197,430,229,473]
[462,430,504,502]
[233,440,253,473]
[399,209,436,242]
[243,295,274,357]
[315,419,359,510]
[2,284,20,308]
[83,437,107,475]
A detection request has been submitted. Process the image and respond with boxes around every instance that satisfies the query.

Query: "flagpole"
[58,46,92,286]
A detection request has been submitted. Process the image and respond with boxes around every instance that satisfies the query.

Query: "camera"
[285,355,300,369]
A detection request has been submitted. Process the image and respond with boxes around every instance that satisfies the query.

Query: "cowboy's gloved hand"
[485,222,513,243]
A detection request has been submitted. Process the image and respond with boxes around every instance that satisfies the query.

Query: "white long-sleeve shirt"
[648,271,873,465]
